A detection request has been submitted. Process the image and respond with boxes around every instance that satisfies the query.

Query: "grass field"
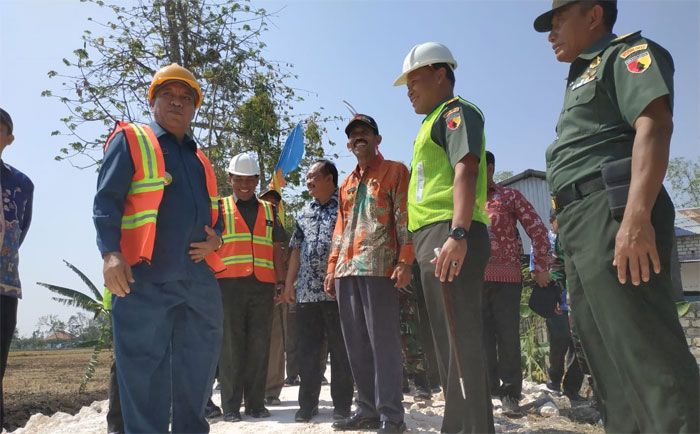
[3,348,112,432]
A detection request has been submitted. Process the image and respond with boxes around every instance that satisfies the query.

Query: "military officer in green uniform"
[394,41,494,433]
[535,1,699,432]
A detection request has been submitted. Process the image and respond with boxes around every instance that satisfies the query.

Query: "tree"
[45,0,337,187]
[35,314,68,338]
[494,170,514,183]
[666,156,700,208]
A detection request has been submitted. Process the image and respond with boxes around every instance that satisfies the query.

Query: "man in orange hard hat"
[94,63,225,434]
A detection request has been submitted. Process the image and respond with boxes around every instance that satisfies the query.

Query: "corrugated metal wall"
[501,176,551,254]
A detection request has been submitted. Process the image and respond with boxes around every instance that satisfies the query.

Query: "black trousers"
[107,358,124,433]
[218,278,274,413]
[296,301,353,413]
[336,276,404,424]
[559,189,699,433]
[412,264,441,389]
[546,311,583,396]
[0,295,18,430]
[413,221,494,434]
[482,281,522,399]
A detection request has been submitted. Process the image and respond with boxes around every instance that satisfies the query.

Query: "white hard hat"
[393,42,458,86]
[228,152,260,176]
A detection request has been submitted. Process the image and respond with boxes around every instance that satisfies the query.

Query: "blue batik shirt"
[289,192,338,303]
[0,161,34,299]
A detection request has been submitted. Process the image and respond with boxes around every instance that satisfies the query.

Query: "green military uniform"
[399,289,427,376]
[409,96,494,433]
[547,31,699,433]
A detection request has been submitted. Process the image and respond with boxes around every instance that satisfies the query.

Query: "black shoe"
[501,396,522,417]
[332,413,381,430]
[222,410,242,422]
[295,406,319,422]
[205,401,223,419]
[285,375,300,386]
[414,386,431,399]
[564,392,585,402]
[546,381,561,393]
[332,408,351,420]
[246,407,271,418]
[265,396,282,406]
[378,420,407,433]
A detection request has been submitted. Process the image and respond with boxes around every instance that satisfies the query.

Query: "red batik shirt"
[484,183,550,283]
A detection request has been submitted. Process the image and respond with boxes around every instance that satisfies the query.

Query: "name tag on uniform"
[571,75,595,90]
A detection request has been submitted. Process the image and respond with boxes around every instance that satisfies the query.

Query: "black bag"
[528,280,562,319]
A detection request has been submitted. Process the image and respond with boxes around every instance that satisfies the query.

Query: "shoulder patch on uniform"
[625,51,652,73]
[442,106,460,119]
[613,31,642,44]
[445,111,461,130]
[620,43,648,59]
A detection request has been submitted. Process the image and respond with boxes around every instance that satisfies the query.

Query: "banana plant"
[37,260,112,393]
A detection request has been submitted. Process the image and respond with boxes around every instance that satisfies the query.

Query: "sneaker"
[265,396,282,406]
[501,395,522,417]
[294,406,318,422]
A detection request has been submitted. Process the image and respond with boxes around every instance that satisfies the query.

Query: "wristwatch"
[448,227,468,240]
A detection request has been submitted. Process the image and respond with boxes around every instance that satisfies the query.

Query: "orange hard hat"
[148,63,203,108]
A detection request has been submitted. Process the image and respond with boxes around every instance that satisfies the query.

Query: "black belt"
[553,176,606,212]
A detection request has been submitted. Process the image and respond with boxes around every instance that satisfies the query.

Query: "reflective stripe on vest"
[104,121,225,273]
[408,97,490,231]
[216,197,275,282]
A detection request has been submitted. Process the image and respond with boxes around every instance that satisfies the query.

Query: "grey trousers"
[413,221,495,434]
[336,276,404,423]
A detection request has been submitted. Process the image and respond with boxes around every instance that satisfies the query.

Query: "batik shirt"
[0,161,34,298]
[289,192,338,303]
[328,154,414,278]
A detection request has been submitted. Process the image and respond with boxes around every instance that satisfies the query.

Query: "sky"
[1,0,698,336]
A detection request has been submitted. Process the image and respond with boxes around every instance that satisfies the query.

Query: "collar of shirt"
[578,32,617,60]
[311,191,338,209]
[350,153,384,179]
[150,121,197,151]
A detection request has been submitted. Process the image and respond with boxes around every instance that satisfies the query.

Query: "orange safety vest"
[104,121,225,273]
[216,196,276,282]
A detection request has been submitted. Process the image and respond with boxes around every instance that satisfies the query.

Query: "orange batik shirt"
[327,154,414,278]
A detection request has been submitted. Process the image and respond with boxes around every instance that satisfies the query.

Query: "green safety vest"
[408,97,489,232]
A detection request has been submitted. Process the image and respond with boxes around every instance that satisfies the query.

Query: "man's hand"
[273,283,285,305]
[189,225,222,263]
[103,252,134,297]
[391,262,412,290]
[531,270,550,287]
[324,272,336,298]
[613,215,660,286]
[432,238,468,283]
[283,281,296,305]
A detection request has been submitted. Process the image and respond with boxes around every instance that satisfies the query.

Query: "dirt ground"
[2,349,112,432]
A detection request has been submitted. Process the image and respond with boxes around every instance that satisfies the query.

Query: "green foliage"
[494,170,514,184]
[37,260,112,392]
[46,0,338,190]
[519,257,549,382]
[667,157,700,208]
[677,300,691,318]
